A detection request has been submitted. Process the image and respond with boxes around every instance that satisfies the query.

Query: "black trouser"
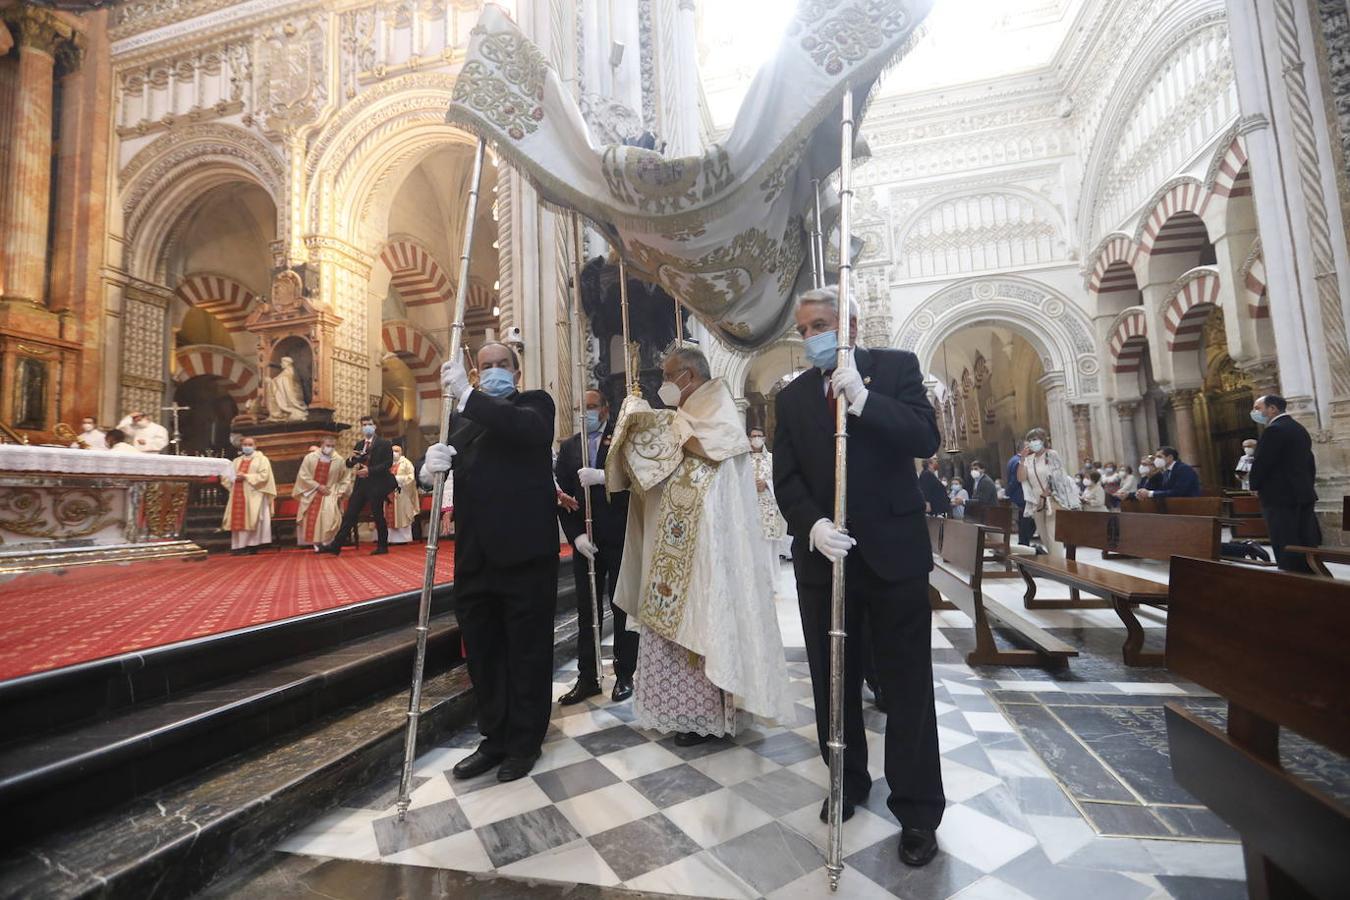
[332,480,390,548]
[1014,502,1035,545]
[573,546,637,682]
[797,560,945,829]
[455,554,559,759]
[1263,502,1322,573]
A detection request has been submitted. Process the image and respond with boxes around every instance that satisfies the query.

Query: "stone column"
[1071,404,1094,463]
[1115,401,1141,471]
[1167,389,1203,473]
[666,0,702,157]
[0,7,76,304]
[1239,359,1281,399]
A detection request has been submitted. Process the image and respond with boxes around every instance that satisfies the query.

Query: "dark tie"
[826,382,837,421]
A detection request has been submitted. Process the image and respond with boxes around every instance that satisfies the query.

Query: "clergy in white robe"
[70,417,106,449]
[749,426,790,567]
[608,348,791,744]
[221,438,276,552]
[294,439,348,548]
[117,412,170,452]
[385,447,418,544]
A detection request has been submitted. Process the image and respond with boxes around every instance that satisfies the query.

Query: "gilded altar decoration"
[140,482,191,540]
[0,486,113,541]
[445,1,935,350]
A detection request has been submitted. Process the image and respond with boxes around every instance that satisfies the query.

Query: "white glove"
[440,359,470,400]
[809,518,856,562]
[574,534,598,560]
[421,442,457,486]
[578,467,606,488]
[831,366,867,410]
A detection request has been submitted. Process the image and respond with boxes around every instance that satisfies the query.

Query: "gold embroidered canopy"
[446,0,934,351]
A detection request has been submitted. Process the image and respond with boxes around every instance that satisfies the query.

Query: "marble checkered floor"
[274,559,1248,900]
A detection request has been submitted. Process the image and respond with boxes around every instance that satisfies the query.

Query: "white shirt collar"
[1270,412,1291,424]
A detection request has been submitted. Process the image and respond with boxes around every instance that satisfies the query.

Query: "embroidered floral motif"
[451,28,547,140]
[642,454,719,641]
[601,144,735,215]
[791,0,912,76]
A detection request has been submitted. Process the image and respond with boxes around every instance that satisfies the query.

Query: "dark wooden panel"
[1121,497,1224,517]
[1055,510,1218,561]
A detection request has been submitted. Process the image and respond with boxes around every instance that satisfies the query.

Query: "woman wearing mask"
[1080,470,1107,510]
[1016,427,1077,557]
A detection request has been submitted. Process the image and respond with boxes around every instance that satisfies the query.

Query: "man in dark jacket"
[968,460,999,505]
[555,389,636,704]
[318,415,397,555]
[1137,446,1200,499]
[1006,445,1033,545]
[421,342,559,783]
[918,457,949,516]
[774,286,944,869]
[1249,395,1321,572]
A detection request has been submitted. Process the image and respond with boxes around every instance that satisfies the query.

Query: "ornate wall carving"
[896,191,1064,278]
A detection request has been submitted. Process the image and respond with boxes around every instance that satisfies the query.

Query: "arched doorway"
[744,340,806,441]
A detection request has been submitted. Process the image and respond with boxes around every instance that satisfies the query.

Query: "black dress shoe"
[1245,541,1271,563]
[451,749,504,780]
[899,826,939,867]
[818,798,856,823]
[370,546,389,556]
[497,755,539,782]
[316,543,340,557]
[558,680,602,706]
[611,677,633,703]
[672,731,717,747]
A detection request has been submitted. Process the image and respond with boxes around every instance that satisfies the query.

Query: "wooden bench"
[929,518,1077,669]
[926,517,957,610]
[1226,494,1270,540]
[1288,495,1350,578]
[1120,496,1224,517]
[1165,557,1350,899]
[1015,510,1221,666]
[963,500,1024,579]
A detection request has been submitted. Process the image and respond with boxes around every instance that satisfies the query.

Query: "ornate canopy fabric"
[446,0,934,351]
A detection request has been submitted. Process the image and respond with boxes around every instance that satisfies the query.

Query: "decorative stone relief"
[258,16,327,135]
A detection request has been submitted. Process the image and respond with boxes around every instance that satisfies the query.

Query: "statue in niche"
[266,356,309,421]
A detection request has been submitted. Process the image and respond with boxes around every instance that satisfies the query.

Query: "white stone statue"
[267,356,309,422]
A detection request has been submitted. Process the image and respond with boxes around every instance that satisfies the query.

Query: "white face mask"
[321,446,334,457]
[750,436,765,450]
[1243,446,1256,457]
[970,469,982,479]
[82,423,95,433]
[657,381,683,407]
[1154,456,1168,468]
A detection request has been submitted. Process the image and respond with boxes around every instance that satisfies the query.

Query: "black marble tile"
[587,812,701,882]
[998,702,1134,802]
[743,730,818,766]
[572,725,647,757]
[372,798,471,856]
[1049,704,1193,804]
[531,759,619,803]
[708,821,824,895]
[846,835,985,899]
[1154,805,1239,841]
[1155,874,1248,900]
[474,805,581,869]
[730,768,826,819]
[1078,801,1173,838]
[628,763,721,808]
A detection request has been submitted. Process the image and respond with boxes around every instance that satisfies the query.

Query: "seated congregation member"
[554,389,637,706]
[318,416,397,556]
[774,286,945,868]
[385,442,419,545]
[1249,394,1320,572]
[1137,456,1162,493]
[609,346,791,747]
[421,342,559,782]
[221,436,276,554]
[1081,469,1107,510]
[1136,446,1199,499]
[294,437,349,548]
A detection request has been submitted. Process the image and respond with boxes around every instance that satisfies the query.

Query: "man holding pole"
[555,389,636,705]
[421,342,559,783]
[773,285,945,868]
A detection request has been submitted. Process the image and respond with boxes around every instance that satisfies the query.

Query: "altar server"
[221,436,276,554]
[293,437,348,548]
[70,417,105,450]
[385,442,419,544]
[118,412,169,453]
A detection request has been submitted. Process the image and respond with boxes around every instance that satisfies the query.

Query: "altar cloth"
[0,444,231,479]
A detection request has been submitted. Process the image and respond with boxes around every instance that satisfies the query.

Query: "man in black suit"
[421,342,559,783]
[968,460,998,505]
[555,389,636,705]
[318,415,397,555]
[1136,446,1200,499]
[774,286,945,869]
[918,457,949,516]
[1249,394,1321,572]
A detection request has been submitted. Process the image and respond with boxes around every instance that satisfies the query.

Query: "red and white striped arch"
[1087,234,1142,294]
[377,392,403,437]
[174,273,259,332]
[381,320,444,402]
[173,345,258,405]
[1137,180,1211,257]
[1163,269,1221,352]
[1209,136,1252,202]
[379,239,452,308]
[1108,309,1149,374]
[1244,253,1269,319]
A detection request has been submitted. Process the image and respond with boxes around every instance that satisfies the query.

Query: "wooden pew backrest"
[927,516,943,556]
[965,501,1014,532]
[1120,496,1224,517]
[939,519,984,586]
[1055,510,1219,561]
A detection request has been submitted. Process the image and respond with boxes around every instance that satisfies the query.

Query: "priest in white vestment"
[293,437,348,548]
[221,436,276,553]
[385,444,418,544]
[608,347,791,746]
[70,417,106,449]
[117,412,169,452]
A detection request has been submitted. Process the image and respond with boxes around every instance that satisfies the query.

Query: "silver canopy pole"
[570,212,604,686]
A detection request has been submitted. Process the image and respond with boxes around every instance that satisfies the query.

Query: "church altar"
[0,445,232,576]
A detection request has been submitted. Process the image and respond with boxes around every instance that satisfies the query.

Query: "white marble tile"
[778,802,899,857]
[1107,682,1189,695]
[938,723,979,752]
[625,849,759,900]
[766,865,897,900]
[532,737,594,774]
[687,746,783,786]
[455,777,552,828]
[1025,814,1097,864]
[1138,838,1246,879]
[382,828,493,871]
[995,680,1064,692]
[663,787,775,849]
[986,749,1052,780]
[276,807,383,861]
[554,782,657,837]
[963,711,1017,733]
[497,837,622,886]
[865,731,887,780]
[940,758,1004,803]
[553,707,625,737]
[933,699,958,716]
[949,875,1040,900]
[931,628,954,649]
[596,741,685,781]
[406,774,455,810]
[412,746,472,777]
[943,678,987,696]
[936,804,1038,873]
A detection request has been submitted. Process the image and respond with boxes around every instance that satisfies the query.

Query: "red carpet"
[0,543,571,681]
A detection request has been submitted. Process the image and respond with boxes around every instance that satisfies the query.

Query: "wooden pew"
[1165,557,1350,899]
[926,517,957,610]
[1226,494,1270,540]
[1015,510,1221,665]
[1288,495,1350,578]
[1120,496,1224,517]
[929,519,1077,669]
[963,500,1022,579]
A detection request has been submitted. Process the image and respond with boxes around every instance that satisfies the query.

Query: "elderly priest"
[607,346,791,746]
[221,436,276,554]
[293,436,348,548]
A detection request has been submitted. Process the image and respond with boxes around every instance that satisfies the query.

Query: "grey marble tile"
[1154,806,1238,841]
[999,703,1134,802]
[995,846,1155,900]
[1156,874,1248,900]
[656,732,736,760]
[346,775,428,811]
[730,768,826,818]
[1002,775,1080,818]
[961,784,1032,831]
[602,702,637,724]
[587,812,701,881]
[951,693,999,713]
[629,763,722,808]
[782,679,815,700]
[744,730,819,766]
[784,647,809,662]
[371,798,471,856]
[708,821,824,895]
[845,835,985,899]
[942,741,998,776]
[474,805,581,869]
[1078,802,1173,838]
[531,759,620,803]
[573,724,648,757]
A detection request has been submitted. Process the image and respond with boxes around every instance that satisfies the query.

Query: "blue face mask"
[804,330,838,370]
[479,367,516,398]
[362,424,375,438]
[241,446,255,456]
[1250,409,1268,426]
[585,410,603,434]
